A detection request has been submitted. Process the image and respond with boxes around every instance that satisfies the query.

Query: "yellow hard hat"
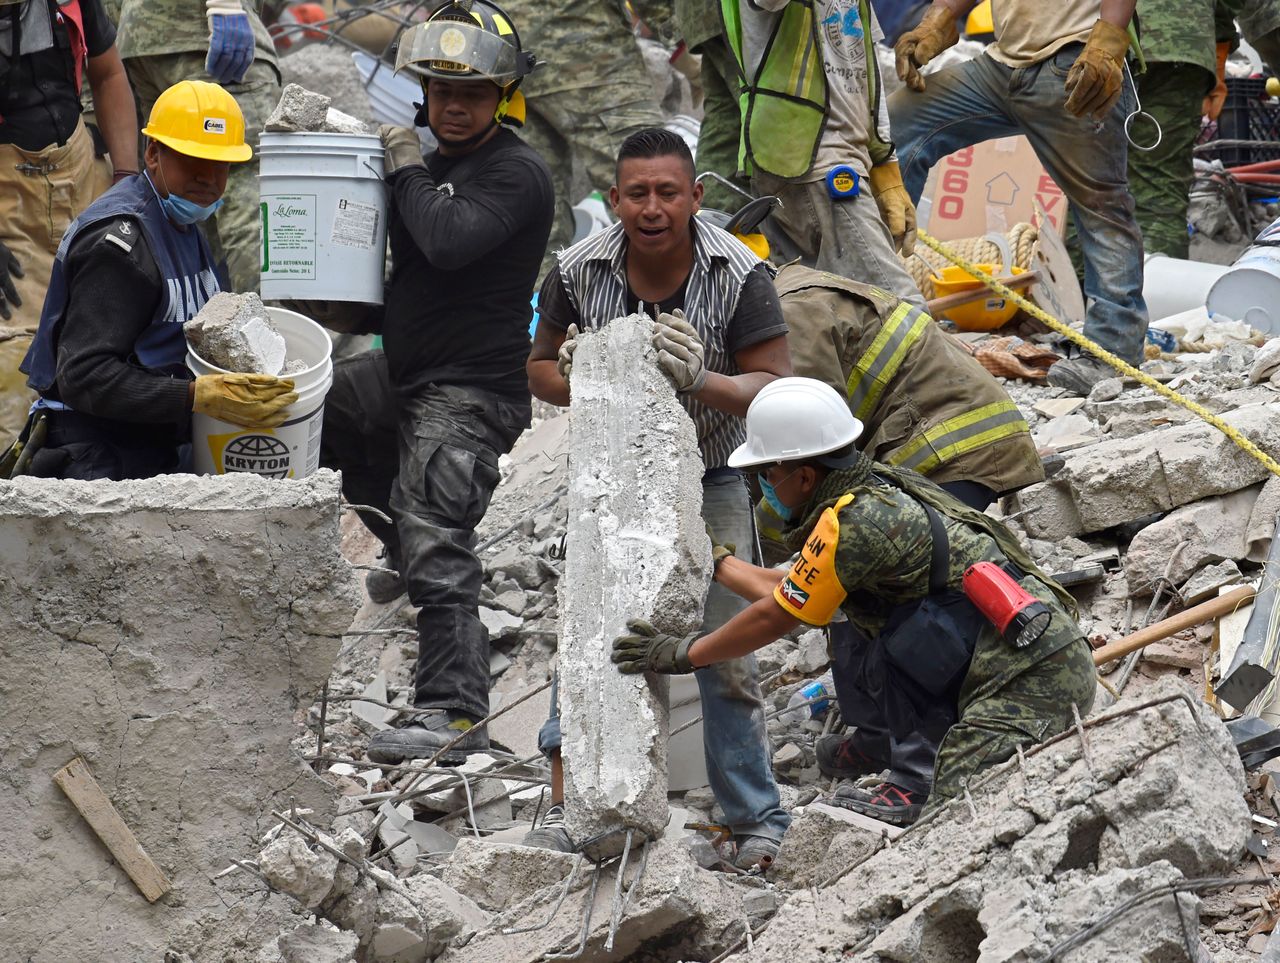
[142,81,252,163]
[965,1,993,38]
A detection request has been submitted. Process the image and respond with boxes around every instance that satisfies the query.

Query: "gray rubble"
[185,291,288,375]
[266,82,332,133]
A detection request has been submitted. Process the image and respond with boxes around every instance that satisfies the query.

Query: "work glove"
[894,4,960,92]
[193,373,298,429]
[869,161,917,256]
[652,309,707,394]
[706,522,736,572]
[1063,20,1131,119]
[557,323,579,383]
[611,619,699,675]
[1204,41,1231,121]
[0,239,23,322]
[205,0,255,85]
[379,124,425,176]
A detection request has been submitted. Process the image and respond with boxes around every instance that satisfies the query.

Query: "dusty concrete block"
[1011,403,1280,537]
[558,316,712,853]
[735,681,1250,962]
[260,832,340,909]
[322,107,369,134]
[266,82,332,132]
[0,471,359,962]
[1124,485,1261,591]
[1181,559,1246,605]
[442,837,578,912]
[437,838,744,963]
[278,923,359,963]
[402,874,489,952]
[770,802,894,890]
[185,291,287,375]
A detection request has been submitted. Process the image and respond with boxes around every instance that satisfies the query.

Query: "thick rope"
[917,228,1280,479]
[906,222,1039,298]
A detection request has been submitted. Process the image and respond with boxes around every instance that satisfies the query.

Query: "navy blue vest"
[22,172,222,396]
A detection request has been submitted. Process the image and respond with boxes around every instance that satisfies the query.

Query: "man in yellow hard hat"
[13,80,295,480]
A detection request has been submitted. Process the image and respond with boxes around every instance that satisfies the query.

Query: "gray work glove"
[0,239,24,321]
[379,124,425,176]
[652,309,707,393]
[611,619,699,675]
[557,323,578,383]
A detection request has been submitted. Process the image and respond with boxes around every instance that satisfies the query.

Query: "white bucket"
[187,307,333,479]
[259,131,388,303]
[1207,245,1280,336]
[1143,253,1230,323]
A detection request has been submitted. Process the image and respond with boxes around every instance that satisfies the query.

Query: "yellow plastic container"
[931,263,1027,331]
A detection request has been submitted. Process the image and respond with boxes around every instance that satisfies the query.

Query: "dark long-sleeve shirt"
[381,127,554,399]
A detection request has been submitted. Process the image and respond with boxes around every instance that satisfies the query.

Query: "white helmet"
[728,377,864,469]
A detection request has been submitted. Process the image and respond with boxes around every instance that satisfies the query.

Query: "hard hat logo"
[203,117,227,135]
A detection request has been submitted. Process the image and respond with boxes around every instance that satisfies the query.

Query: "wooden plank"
[1093,586,1258,666]
[52,757,172,903]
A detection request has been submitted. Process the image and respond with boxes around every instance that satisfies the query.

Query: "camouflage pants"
[925,635,1097,815]
[122,53,281,293]
[695,37,751,215]
[519,83,664,278]
[1128,62,1212,260]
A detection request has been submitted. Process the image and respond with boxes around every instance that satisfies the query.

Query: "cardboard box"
[918,135,1068,239]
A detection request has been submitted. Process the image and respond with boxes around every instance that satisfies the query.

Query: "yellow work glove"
[894,4,960,92]
[378,124,424,176]
[869,161,917,256]
[1204,41,1231,121]
[193,373,298,429]
[1063,20,1131,119]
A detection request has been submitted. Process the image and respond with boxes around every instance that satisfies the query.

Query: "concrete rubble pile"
[266,82,370,136]
[0,471,359,963]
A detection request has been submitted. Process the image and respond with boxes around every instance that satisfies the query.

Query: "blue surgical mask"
[759,476,792,522]
[160,191,224,225]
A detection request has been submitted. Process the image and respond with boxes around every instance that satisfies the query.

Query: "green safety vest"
[721,0,892,180]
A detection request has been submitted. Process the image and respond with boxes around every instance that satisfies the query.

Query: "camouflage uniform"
[505,0,664,278]
[1222,0,1280,75]
[791,466,1096,814]
[1126,1,1217,259]
[114,0,280,292]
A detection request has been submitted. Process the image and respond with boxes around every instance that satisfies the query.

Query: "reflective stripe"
[845,303,929,421]
[888,402,1030,474]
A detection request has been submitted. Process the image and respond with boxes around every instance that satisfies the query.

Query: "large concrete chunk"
[0,471,360,962]
[1009,402,1280,538]
[185,291,287,375]
[735,681,1250,962]
[558,316,712,851]
[442,838,578,912]
[1124,485,1261,591]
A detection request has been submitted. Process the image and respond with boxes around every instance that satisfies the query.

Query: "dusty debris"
[185,291,288,375]
[266,82,332,132]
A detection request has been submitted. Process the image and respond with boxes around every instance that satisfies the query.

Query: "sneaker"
[366,709,487,764]
[365,561,406,605]
[1045,355,1115,396]
[521,804,575,853]
[825,782,925,826]
[733,834,780,872]
[815,733,886,781]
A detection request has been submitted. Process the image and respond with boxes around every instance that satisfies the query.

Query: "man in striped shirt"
[525,127,794,871]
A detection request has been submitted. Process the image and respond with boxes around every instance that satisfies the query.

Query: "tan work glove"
[869,161,917,256]
[556,323,579,383]
[705,522,737,573]
[193,373,298,429]
[652,309,707,393]
[379,124,425,176]
[1064,20,1130,119]
[894,4,960,92]
[1204,41,1231,121]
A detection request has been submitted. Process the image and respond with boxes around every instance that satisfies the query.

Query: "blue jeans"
[889,48,1148,365]
[539,472,791,842]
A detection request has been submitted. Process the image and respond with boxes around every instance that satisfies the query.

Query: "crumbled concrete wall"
[0,471,359,963]
[558,316,712,852]
[736,681,1250,962]
[1009,402,1280,538]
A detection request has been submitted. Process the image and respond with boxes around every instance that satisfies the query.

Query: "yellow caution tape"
[917,229,1280,479]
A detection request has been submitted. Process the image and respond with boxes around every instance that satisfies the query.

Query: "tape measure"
[826,165,860,200]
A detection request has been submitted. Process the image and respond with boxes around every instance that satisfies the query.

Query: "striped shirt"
[541,220,786,469]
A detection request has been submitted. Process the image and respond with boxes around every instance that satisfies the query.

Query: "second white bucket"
[259,131,387,303]
[1207,245,1280,336]
[187,307,333,480]
[1143,253,1230,323]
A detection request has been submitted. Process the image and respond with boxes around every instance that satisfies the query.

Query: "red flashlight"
[962,562,1052,649]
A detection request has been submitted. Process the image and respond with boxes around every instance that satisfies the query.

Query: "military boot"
[1045,355,1115,395]
[366,709,487,764]
[365,556,406,605]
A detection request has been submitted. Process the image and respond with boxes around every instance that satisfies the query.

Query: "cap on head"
[141,81,252,162]
[728,377,864,469]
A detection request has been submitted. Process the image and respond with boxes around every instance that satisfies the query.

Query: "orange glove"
[894,5,960,92]
[1064,20,1131,119]
[1204,41,1231,121]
